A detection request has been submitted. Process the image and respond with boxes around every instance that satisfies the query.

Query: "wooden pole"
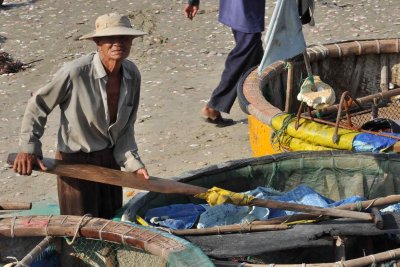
[16,236,55,267]
[303,50,316,92]
[0,202,32,210]
[249,199,372,222]
[336,195,400,211]
[285,62,294,113]
[380,54,389,92]
[225,247,400,267]
[171,224,289,236]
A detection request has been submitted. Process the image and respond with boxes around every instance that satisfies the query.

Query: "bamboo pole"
[171,224,289,236]
[220,247,400,267]
[249,198,372,222]
[312,87,400,116]
[16,236,55,267]
[380,54,389,92]
[336,195,400,211]
[285,62,294,113]
[251,214,327,225]
[303,51,316,92]
[0,215,189,262]
[0,202,32,210]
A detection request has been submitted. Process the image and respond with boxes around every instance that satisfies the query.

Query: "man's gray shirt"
[19,52,145,172]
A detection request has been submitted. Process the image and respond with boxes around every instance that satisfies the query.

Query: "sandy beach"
[0,0,399,205]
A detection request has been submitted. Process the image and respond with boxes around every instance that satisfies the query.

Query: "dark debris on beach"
[0,52,24,75]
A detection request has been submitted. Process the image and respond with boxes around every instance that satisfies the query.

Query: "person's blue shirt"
[219,0,266,33]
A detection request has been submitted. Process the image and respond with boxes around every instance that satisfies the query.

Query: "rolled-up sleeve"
[114,123,145,172]
[19,67,71,157]
[113,68,145,172]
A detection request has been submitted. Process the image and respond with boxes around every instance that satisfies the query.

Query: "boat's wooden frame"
[240,38,400,155]
[0,215,209,265]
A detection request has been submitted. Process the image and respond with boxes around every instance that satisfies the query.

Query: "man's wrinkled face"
[96,35,134,61]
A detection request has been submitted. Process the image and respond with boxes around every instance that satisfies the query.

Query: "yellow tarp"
[271,114,358,150]
[278,134,338,151]
[195,187,255,206]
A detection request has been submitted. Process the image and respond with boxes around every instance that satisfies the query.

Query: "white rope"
[334,44,342,57]
[354,40,362,55]
[10,216,16,238]
[121,227,134,246]
[65,214,92,245]
[45,215,52,236]
[376,40,381,54]
[365,198,378,210]
[388,249,397,259]
[142,232,160,243]
[369,254,377,264]
[314,45,329,57]
[60,215,68,225]
[98,220,112,241]
[217,226,221,235]
[154,226,172,234]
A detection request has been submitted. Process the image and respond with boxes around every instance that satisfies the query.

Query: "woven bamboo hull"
[238,38,400,156]
[0,215,212,266]
[125,151,400,265]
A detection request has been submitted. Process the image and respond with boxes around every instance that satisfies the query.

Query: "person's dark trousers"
[208,29,264,114]
[56,148,122,219]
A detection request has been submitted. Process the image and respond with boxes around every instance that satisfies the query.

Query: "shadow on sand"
[0,0,37,10]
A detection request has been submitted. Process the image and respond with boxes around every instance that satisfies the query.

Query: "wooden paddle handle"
[7,153,208,196]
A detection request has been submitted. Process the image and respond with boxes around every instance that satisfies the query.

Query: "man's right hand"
[13,152,47,175]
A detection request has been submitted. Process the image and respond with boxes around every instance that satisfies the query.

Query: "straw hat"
[79,13,147,40]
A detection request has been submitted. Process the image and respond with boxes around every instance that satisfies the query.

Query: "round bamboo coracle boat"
[237,38,400,156]
[124,151,400,266]
[0,215,213,266]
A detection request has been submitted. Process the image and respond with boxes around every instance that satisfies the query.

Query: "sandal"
[205,114,235,127]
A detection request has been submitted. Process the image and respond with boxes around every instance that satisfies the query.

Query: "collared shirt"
[219,0,266,33]
[19,52,145,172]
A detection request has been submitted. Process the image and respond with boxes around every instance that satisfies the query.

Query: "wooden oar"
[7,153,207,196]
[7,154,373,222]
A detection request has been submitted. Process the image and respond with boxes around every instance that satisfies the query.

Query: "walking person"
[185,0,265,126]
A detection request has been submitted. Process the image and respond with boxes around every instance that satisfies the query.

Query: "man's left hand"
[134,167,150,180]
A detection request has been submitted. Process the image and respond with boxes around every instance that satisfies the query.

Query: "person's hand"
[134,167,150,180]
[13,152,47,175]
[184,3,199,20]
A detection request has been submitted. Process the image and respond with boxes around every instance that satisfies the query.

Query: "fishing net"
[69,238,165,267]
[68,232,212,267]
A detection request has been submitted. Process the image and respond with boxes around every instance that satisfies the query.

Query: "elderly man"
[13,13,149,219]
